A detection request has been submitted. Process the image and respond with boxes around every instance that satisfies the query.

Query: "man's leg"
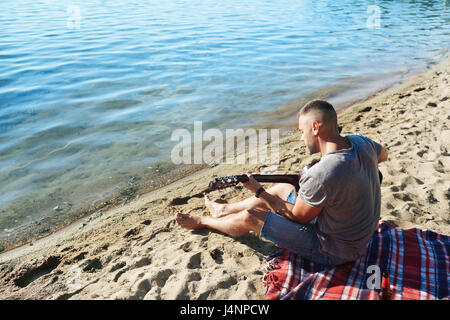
[205,183,294,217]
[176,206,333,265]
[175,207,267,238]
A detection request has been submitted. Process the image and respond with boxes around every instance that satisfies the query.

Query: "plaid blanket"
[263,221,450,300]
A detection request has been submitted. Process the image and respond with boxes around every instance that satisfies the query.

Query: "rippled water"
[0,0,449,247]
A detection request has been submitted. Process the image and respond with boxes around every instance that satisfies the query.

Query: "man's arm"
[241,172,301,222]
[257,191,322,224]
[242,171,323,224]
[378,145,388,163]
[291,196,323,224]
[258,191,296,220]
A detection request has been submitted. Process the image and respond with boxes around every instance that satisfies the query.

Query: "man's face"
[298,115,318,154]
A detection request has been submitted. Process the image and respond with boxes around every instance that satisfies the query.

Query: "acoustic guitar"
[209,161,383,192]
[209,161,318,192]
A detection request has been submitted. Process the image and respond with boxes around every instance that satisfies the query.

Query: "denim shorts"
[260,189,332,265]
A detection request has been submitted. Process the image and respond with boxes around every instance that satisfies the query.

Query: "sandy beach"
[0,56,449,300]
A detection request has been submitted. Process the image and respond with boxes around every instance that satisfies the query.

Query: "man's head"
[298,100,339,154]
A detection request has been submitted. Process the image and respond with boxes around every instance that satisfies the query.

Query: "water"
[0,0,449,248]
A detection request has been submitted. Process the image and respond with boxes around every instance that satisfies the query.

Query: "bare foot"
[204,195,226,217]
[175,212,205,230]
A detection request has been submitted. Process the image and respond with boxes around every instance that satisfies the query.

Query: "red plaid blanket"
[263,221,450,300]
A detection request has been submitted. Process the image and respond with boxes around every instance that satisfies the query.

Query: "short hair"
[299,100,338,129]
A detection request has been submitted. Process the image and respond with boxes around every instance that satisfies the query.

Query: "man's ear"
[312,121,320,136]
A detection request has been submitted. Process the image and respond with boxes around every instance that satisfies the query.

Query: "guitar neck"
[242,174,300,191]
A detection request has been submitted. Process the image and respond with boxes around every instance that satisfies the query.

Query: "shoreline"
[0,55,449,299]
[0,165,212,262]
[1,54,445,255]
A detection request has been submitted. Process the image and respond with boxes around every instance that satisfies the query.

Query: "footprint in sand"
[398,93,411,99]
[81,258,102,273]
[209,248,224,264]
[180,241,193,252]
[426,190,439,204]
[66,251,88,264]
[393,192,414,202]
[13,256,61,288]
[132,269,174,299]
[132,257,152,269]
[123,226,142,238]
[109,261,126,272]
[217,276,238,290]
[187,252,202,269]
[417,150,428,158]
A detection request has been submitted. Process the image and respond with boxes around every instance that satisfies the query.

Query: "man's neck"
[320,135,351,156]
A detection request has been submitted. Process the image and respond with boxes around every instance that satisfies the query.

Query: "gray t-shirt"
[298,135,382,265]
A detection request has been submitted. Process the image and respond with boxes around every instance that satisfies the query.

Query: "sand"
[0,56,449,300]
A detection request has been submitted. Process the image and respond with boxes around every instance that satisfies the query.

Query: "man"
[176,100,388,266]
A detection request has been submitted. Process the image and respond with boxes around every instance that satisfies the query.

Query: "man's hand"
[242,171,262,194]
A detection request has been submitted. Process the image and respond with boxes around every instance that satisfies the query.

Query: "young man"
[176,100,388,265]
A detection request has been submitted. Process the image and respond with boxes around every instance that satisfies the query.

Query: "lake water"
[0,0,449,249]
